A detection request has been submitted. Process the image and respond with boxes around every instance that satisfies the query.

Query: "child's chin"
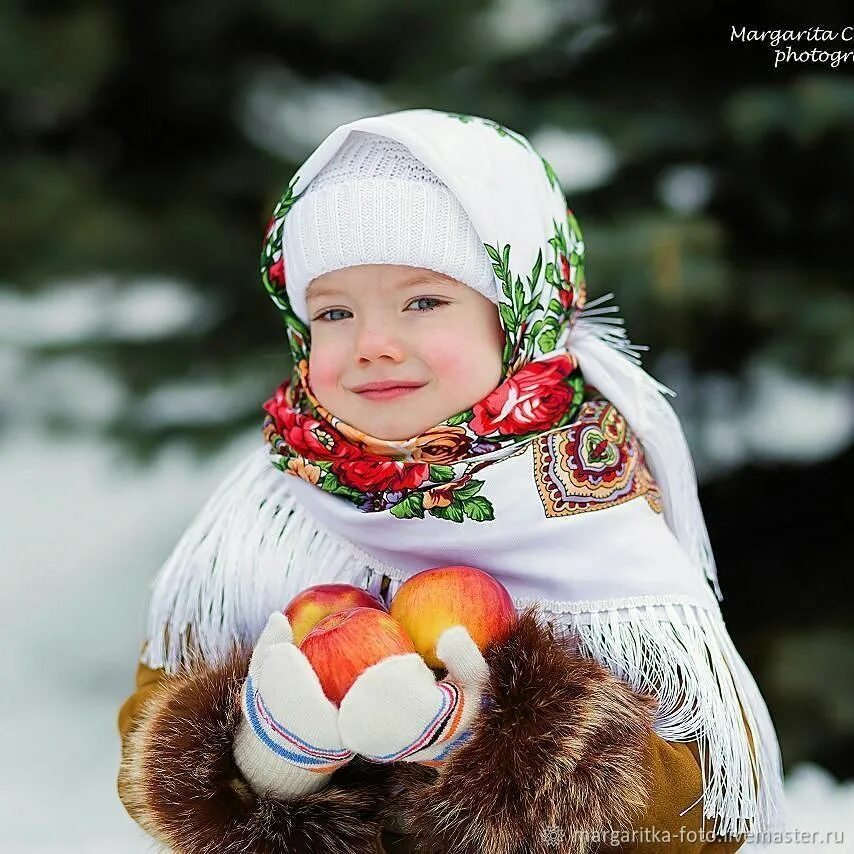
[364,421,423,441]
[351,412,435,441]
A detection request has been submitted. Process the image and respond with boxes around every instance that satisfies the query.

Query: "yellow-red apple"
[284,583,387,646]
[299,607,415,705]
[389,565,517,668]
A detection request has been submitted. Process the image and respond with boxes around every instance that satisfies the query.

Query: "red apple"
[389,565,517,668]
[284,583,387,646]
[299,607,415,705]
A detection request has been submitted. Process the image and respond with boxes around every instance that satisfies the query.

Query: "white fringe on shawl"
[141,301,783,838]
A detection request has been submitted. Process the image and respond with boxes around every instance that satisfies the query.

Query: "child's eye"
[407,297,447,312]
[314,308,352,322]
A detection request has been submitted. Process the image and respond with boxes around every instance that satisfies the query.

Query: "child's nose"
[353,320,406,363]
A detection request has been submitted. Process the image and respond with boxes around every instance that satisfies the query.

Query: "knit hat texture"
[281,131,497,323]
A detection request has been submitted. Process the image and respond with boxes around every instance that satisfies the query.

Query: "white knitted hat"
[281,131,498,324]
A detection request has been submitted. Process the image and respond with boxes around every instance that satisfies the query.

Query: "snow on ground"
[0,427,256,851]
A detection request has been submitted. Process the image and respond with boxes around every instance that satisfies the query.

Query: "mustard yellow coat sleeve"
[615,731,747,854]
[116,657,167,827]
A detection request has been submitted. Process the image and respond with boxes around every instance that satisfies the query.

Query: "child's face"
[306,264,505,440]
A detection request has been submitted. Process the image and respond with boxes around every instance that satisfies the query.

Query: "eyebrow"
[307,273,459,300]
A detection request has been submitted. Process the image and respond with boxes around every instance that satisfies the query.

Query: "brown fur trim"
[119,644,392,853]
[387,606,658,854]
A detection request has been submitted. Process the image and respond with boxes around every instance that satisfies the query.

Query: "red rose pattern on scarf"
[470,355,579,435]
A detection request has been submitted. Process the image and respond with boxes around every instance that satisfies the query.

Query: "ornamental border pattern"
[532,401,663,518]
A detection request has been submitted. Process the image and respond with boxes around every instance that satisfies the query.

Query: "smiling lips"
[351,379,427,401]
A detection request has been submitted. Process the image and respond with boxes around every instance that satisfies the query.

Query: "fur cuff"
[119,645,392,853]
[388,606,658,854]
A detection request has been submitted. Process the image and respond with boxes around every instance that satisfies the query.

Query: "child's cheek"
[308,348,342,395]
[425,333,478,386]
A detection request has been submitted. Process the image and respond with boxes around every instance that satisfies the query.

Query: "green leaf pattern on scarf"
[485,211,585,374]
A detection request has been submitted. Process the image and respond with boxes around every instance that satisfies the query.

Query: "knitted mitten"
[337,625,490,766]
[233,612,354,799]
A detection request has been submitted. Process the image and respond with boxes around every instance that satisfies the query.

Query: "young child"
[117,110,785,853]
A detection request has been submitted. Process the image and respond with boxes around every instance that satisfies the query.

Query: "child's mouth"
[355,385,425,401]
